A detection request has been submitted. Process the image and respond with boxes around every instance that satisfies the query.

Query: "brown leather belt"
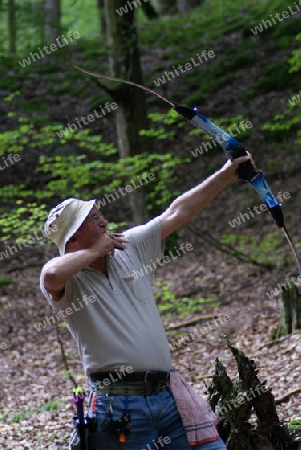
[89,371,170,396]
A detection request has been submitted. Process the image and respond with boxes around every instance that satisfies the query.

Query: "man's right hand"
[90,233,128,257]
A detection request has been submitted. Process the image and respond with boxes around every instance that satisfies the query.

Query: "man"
[40,154,252,450]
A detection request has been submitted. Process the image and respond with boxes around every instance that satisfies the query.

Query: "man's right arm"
[41,248,100,300]
[41,233,127,301]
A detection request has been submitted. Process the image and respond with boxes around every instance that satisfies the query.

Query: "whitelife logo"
[0,342,7,350]
[142,436,171,450]
[266,274,301,298]
[288,89,301,107]
[0,225,59,261]
[250,2,301,35]
[218,383,268,418]
[92,366,134,391]
[228,191,290,228]
[0,153,21,170]
[169,314,231,351]
[56,102,118,139]
[133,243,193,280]
[34,295,96,331]
[116,0,150,16]
[96,173,155,207]
[153,51,215,87]
[190,121,253,158]
[18,31,81,67]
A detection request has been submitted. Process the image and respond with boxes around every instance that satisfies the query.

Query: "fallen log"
[275,387,301,405]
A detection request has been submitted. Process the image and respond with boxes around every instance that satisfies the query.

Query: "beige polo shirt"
[40,217,172,375]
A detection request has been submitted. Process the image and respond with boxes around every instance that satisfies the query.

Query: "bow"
[56,40,301,274]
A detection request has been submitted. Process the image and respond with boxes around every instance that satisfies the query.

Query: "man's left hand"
[221,152,255,182]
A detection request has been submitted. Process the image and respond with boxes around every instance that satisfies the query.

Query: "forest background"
[0,0,301,448]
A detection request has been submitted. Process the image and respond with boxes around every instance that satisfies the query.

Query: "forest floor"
[0,245,300,449]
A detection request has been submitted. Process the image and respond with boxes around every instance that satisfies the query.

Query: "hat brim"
[58,199,98,255]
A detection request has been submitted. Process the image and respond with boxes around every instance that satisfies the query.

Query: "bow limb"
[68,59,176,107]
[56,38,176,108]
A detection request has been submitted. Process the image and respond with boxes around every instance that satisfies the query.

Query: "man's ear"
[65,235,78,253]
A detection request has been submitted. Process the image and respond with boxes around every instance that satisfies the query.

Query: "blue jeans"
[87,386,227,450]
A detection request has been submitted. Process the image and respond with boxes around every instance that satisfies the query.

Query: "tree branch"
[275,387,301,405]
[56,322,78,388]
[166,313,220,330]
[187,223,274,270]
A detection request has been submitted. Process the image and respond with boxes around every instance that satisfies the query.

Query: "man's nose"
[99,215,108,225]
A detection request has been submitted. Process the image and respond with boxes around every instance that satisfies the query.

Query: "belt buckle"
[144,371,155,397]
[144,371,155,383]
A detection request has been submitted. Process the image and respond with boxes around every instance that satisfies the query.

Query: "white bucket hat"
[44,198,99,255]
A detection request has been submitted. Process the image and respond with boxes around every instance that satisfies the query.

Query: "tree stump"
[206,339,293,450]
[275,284,301,338]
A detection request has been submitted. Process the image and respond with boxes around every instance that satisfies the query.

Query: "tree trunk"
[43,0,61,43]
[141,0,159,19]
[159,0,202,14]
[206,339,293,450]
[97,0,106,38]
[8,0,16,54]
[275,284,301,338]
[178,0,202,12]
[159,0,177,15]
[103,0,149,224]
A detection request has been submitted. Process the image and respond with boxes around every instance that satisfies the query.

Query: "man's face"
[69,207,108,250]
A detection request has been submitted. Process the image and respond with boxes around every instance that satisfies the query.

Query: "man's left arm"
[160,155,252,240]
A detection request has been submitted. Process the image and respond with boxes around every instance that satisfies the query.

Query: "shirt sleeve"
[124,216,165,273]
[39,274,73,311]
